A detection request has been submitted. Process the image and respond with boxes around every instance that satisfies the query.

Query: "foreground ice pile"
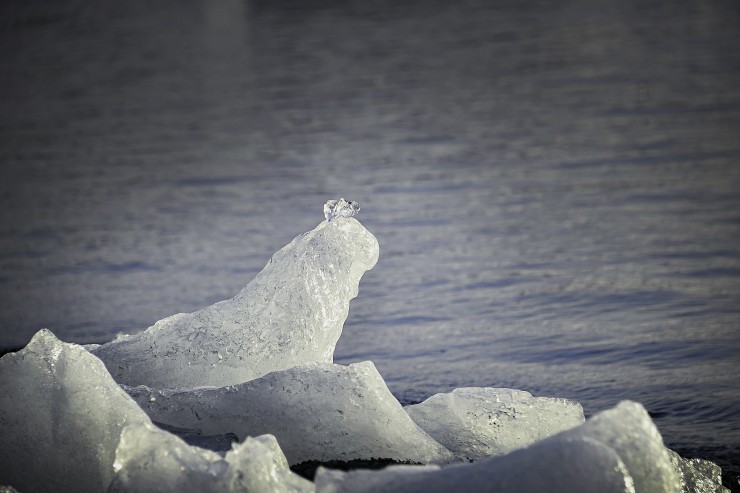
[0,330,312,493]
[92,214,379,388]
[0,199,731,492]
[317,401,673,493]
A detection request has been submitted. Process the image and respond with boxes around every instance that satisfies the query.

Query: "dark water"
[1,0,739,486]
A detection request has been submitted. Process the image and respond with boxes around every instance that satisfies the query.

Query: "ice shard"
[405,387,584,460]
[667,450,729,493]
[324,198,360,221]
[124,361,454,465]
[92,212,379,388]
[561,401,680,493]
[0,329,152,493]
[108,424,314,493]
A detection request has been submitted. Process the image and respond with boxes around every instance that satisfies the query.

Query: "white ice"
[0,329,152,493]
[405,387,584,460]
[124,361,454,465]
[315,401,682,493]
[323,198,360,222]
[92,215,379,389]
[315,436,634,493]
[667,449,729,493]
[109,424,313,493]
[0,329,317,493]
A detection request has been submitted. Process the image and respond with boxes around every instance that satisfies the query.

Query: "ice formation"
[405,387,584,460]
[316,401,680,493]
[315,436,635,493]
[109,424,313,493]
[323,198,360,221]
[561,401,679,493]
[1,202,731,493]
[92,214,379,388]
[0,329,152,493]
[124,361,454,465]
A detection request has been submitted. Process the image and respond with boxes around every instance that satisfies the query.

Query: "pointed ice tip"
[324,198,360,222]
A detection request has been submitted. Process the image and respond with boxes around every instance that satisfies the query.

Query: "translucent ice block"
[108,424,314,493]
[315,400,682,493]
[92,216,379,388]
[0,329,152,493]
[124,361,454,465]
[405,387,584,460]
[667,449,729,493]
[315,436,635,493]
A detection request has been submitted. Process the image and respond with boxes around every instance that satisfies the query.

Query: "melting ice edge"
[0,205,730,493]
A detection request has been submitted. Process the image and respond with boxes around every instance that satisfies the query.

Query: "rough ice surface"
[323,198,360,221]
[92,216,379,388]
[315,401,684,493]
[124,361,454,465]
[405,387,585,460]
[109,423,314,493]
[558,401,680,493]
[315,435,635,493]
[0,329,152,493]
[667,449,729,493]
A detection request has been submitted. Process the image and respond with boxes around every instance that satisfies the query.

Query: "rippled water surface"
[1,0,739,484]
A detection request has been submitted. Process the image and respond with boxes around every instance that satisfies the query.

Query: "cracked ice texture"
[92,217,379,388]
[124,361,454,466]
[324,198,360,221]
[317,401,681,493]
[109,425,314,493]
[0,329,152,493]
[667,450,729,493]
[405,387,584,460]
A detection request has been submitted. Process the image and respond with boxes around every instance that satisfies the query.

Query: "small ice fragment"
[667,449,728,493]
[324,198,360,221]
[405,387,584,460]
[108,424,313,493]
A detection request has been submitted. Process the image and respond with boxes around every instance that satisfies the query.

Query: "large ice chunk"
[315,401,681,493]
[92,216,379,388]
[108,423,314,493]
[0,329,152,493]
[315,436,635,493]
[405,387,585,460]
[124,361,454,465]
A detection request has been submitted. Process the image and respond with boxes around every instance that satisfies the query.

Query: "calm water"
[1,0,739,485]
